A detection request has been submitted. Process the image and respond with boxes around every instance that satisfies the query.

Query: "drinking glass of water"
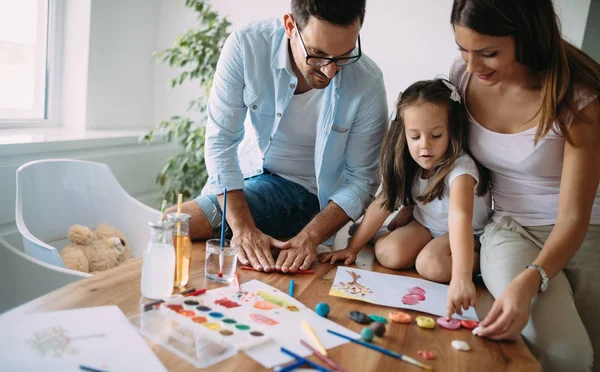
[205,239,237,283]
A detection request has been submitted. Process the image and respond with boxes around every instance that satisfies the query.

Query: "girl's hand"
[446,276,476,319]
[318,248,358,265]
[477,270,539,341]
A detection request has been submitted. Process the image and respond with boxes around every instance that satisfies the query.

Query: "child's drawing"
[331,270,373,297]
[27,327,80,358]
[329,267,478,320]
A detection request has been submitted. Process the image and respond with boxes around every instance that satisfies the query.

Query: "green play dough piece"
[361,327,375,342]
[368,314,388,324]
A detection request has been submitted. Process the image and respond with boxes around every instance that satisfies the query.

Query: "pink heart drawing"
[402,287,427,306]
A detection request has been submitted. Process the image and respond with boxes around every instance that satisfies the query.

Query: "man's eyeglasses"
[294,22,361,67]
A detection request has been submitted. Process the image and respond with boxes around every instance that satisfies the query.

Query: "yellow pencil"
[301,320,327,356]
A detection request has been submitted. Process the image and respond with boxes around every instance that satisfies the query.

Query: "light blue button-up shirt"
[203,18,388,221]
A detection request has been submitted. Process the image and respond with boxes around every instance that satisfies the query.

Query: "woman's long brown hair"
[451,0,600,144]
[379,79,489,212]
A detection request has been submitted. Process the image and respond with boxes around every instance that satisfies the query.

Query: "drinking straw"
[158,199,167,243]
[176,194,183,235]
[218,189,228,277]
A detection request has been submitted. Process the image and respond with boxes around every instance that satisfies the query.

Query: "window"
[0,0,49,121]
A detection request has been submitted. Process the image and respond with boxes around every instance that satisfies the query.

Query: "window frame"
[0,0,61,128]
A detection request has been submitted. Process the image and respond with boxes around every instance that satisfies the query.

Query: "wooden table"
[7,242,540,371]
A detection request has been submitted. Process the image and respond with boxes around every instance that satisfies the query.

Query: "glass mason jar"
[167,213,192,288]
[141,220,175,300]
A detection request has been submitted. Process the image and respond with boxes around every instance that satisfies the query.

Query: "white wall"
[152,0,592,120]
[86,0,160,130]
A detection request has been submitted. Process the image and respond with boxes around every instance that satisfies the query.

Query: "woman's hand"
[318,248,358,265]
[446,276,477,319]
[477,269,540,340]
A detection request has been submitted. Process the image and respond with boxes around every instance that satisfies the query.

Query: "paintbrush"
[219,189,227,277]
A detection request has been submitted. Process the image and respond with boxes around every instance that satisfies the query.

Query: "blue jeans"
[195,171,320,238]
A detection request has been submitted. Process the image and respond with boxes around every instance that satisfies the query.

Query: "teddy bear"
[60,224,134,273]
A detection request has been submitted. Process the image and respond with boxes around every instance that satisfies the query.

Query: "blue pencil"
[326,330,431,370]
[218,189,227,277]
[80,366,110,372]
[280,347,333,372]
[289,279,295,297]
[273,359,305,372]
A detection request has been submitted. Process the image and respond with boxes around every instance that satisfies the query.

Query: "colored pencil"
[233,272,241,292]
[301,320,327,356]
[300,339,347,372]
[274,359,305,372]
[80,366,110,372]
[289,280,295,297]
[240,265,314,274]
[218,189,228,277]
[326,330,432,371]
[280,347,333,372]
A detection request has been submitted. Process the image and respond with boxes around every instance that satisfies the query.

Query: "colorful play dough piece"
[315,302,330,317]
[417,350,436,360]
[388,311,412,324]
[349,311,371,324]
[460,320,479,330]
[368,314,388,324]
[451,340,471,351]
[360,327,375,342]
[437,317,461,330]
[369,322,386,337]
[416,316,435,329]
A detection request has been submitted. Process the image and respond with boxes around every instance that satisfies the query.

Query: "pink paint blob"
[408,286,426,296]
[249,313,279,326]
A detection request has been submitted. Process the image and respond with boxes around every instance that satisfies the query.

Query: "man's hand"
[233,226,290,272]
[275,233,318,273]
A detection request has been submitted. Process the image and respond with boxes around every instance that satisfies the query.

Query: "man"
[169,0,387,273]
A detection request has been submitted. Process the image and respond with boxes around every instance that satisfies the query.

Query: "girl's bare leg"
[374,220,432,269]
[415,233,480,283]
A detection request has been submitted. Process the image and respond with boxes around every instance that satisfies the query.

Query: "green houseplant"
[142,0,230,204]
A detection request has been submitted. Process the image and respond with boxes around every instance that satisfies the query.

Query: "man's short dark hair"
[291,0,366,29]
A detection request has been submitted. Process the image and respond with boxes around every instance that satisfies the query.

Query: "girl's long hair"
[379,79,489,211]
[451,0,600,144]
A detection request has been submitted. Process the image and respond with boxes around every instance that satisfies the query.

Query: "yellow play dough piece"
[416,316,435,329]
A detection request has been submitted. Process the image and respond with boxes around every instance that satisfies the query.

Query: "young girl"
[319,78,491,318]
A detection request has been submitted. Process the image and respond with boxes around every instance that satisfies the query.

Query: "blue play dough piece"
[361,327,375,342]
[315,302,330,317]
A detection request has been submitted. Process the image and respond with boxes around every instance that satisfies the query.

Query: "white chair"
[15,159,160,270]
[0,233,83,313]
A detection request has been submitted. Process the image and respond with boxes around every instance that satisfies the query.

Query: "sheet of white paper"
[0,306,167,372]
[329,267,479,320]
[202,280,358,369]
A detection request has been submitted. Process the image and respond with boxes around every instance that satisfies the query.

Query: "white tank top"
[450,58,600,226]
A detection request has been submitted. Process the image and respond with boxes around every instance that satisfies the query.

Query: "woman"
[448,0,600,370]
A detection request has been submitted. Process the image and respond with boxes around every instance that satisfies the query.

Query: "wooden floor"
[6,241,540,371]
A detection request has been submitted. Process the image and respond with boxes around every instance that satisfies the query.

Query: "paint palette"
[130,308,237,369]
[158,296,273,350]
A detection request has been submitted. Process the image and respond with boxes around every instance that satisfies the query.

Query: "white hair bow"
[442,80,461,103]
